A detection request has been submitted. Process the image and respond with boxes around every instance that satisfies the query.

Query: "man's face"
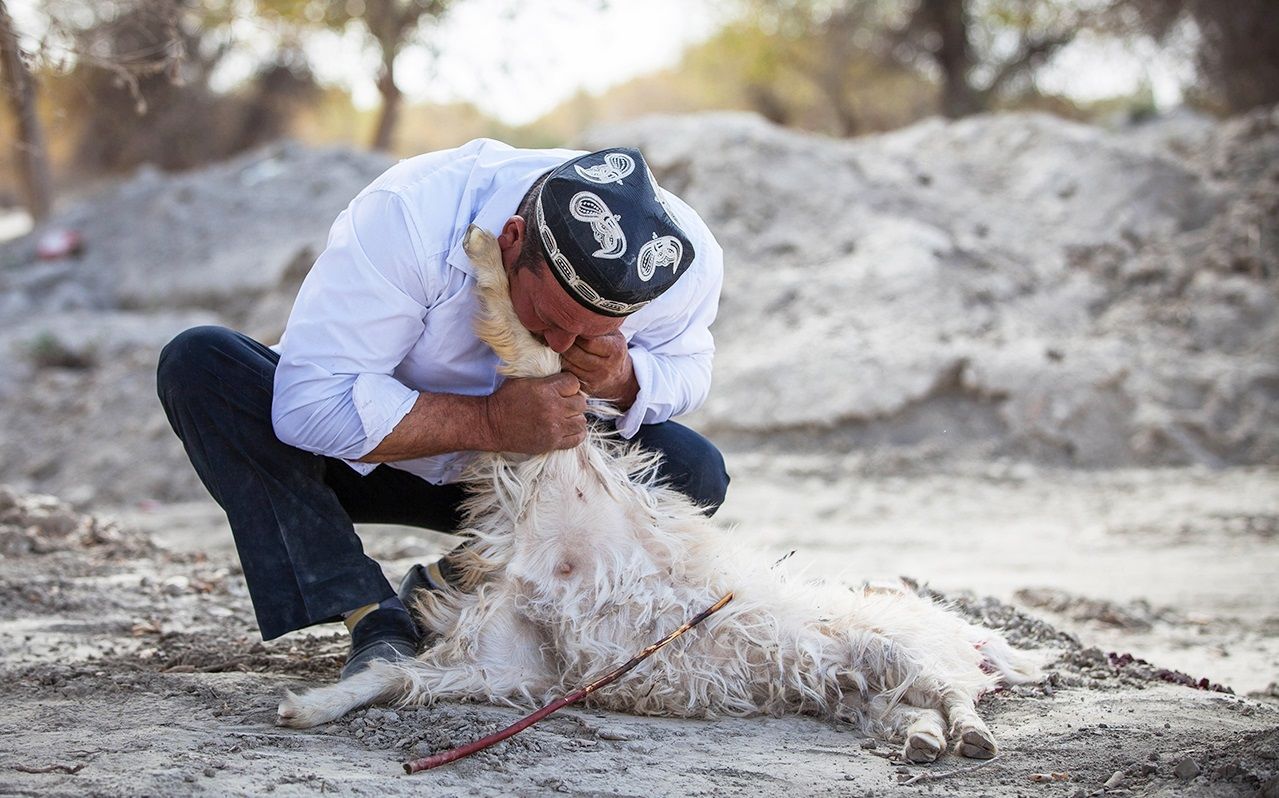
[507,260,624,353]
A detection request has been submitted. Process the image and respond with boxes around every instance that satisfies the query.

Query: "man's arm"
[272,191,431,466]
[610,228,724,437]
[359,372,588,461]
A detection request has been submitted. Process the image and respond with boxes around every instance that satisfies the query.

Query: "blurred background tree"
[1119,0,1279,114]
[253,0,454,151]
[2,0,1277,224]
[0,0,52,220]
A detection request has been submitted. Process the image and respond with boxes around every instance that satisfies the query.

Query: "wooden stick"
[403,592,734,774]
[898,755,1002,786]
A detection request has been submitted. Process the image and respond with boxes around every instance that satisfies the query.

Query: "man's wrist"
[474,393,501,453]
[597,357,639,410]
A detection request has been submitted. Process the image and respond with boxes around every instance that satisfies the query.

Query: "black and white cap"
[534,147,695,317]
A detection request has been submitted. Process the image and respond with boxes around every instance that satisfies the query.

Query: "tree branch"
[982,32,1074,97]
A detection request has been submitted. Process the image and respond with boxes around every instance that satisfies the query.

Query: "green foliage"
[26,332,95,371]
[518,11,938,140]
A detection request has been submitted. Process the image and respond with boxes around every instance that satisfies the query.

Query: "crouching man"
[156,140,729,678]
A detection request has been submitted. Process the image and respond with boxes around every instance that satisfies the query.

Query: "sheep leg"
[275,649,526,730]
[277,661,408,728]
[464,224,560,379]
[943,689,998,759]
[881,703,948,764]
[278,587,552,729]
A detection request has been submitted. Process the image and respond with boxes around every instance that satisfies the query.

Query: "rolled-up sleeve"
[272,190,434,471]
[615,237,723,438]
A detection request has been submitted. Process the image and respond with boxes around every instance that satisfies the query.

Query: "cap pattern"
[574,152,635,185]
[637,234,683,283]
[569,191,627,259]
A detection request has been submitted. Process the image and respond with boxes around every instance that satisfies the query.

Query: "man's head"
[496,147,694,354]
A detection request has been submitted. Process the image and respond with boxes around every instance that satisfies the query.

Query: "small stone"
[1213,763,1242,779]
[1173,758,1199,780]
[859,738,878,750]
[203,767,215,778]
[1103,770,1125,789]
[183,774,196,783]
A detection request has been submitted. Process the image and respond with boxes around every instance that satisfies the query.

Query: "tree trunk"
[0,0,52,221]
[919,0,983,117]
[817,8,861,136]
[370,53,401,151]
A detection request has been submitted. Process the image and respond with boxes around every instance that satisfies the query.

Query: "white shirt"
[271,138,724,484]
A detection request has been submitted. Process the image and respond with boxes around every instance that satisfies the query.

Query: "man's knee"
[158,326,235,392]
[636,423,731,515]
[683,449,729,515]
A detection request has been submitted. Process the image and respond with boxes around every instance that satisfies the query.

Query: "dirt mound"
[586,107,1279,468]
[0,142,392,319]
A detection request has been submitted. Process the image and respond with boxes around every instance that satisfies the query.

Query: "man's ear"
[497,216,527,271]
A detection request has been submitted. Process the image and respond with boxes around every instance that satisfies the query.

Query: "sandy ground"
[2,458,1276,797]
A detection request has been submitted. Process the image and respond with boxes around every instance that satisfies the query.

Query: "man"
[157,139,728,679]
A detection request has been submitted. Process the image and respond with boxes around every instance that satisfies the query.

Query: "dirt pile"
[587,106,1279,468]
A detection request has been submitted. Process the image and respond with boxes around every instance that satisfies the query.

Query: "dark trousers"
[156,326,730,640]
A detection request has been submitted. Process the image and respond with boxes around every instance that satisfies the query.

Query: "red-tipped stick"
[403,591,734,774]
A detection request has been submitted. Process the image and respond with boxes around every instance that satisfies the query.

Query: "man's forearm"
[358,391,492,463]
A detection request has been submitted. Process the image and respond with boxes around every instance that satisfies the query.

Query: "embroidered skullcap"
[534,147,695,317]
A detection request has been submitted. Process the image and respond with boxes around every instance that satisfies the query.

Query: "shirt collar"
[445,163,566,278]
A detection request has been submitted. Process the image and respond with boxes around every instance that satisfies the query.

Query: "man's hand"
[482,373,587,454]
[561,332,639,408]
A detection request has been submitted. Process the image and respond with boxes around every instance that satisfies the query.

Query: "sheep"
[276,225,1039,764]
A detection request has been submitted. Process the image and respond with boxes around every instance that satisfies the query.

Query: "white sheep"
[277,226,1039,764]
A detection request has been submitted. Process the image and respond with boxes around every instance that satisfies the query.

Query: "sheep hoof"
[903,729,944,763]
[276,691,314,728]
[954,724,997,759]
[276,689,343,729]
[463,225,498,258]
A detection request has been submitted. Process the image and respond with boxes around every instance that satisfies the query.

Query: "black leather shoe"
[397,561,452,642]
[340,607,420,680]
[397,561,451,605]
